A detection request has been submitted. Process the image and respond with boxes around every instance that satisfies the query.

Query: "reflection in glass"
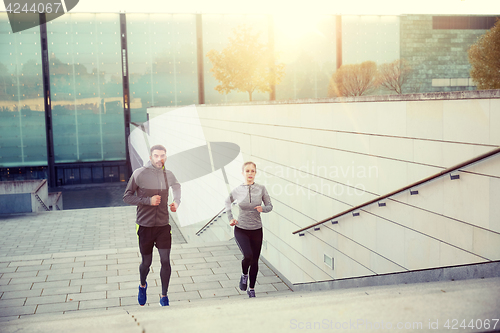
[1,12,405,177]
[274,14,337,100]
[0,13,45,167]
[127,14,198,120]
[203,14,269,103]
[46,14,125,163]
[342,16,400,65]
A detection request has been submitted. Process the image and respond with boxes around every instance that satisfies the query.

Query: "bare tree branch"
[328,61,379,97]
[378,59,412,94]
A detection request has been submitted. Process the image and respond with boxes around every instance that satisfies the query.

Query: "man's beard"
[153,160,164,169]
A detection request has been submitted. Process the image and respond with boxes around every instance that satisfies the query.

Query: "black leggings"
[137,225,172,296]
[139,248,171,296]
[234,226,263,289]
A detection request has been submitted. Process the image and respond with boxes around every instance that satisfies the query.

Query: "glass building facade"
[274,14,339,100]
[342,15,400,65]
[0,12,403,185]
[0,14,45,168]
[47,14,124,164]
[127,14,198,114]
[202,14,270,103]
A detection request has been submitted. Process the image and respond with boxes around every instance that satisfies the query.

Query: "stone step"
[2,276,499,333]
[0,237,291,320]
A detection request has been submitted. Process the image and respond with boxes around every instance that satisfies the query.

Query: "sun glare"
[274,14,326,41]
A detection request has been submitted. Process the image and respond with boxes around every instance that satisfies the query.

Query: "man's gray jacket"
[123,161,181,227]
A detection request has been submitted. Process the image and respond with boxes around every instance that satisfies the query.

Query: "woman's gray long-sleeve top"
[225,183,272,230]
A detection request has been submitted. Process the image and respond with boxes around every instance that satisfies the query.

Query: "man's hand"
[151,195,161,206]
[254,206,263,212]
[169,202,178,212]
[229,219,238,226]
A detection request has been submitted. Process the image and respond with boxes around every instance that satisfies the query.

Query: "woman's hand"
[254,206,263,212]
[229,219,238,226]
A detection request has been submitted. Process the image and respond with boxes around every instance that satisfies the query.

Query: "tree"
[0,62,14,100]
[468,19,500,90]
[20,60,43,99]
[206,25,285,101]
[328,61,379,97]
[377,59,412,94]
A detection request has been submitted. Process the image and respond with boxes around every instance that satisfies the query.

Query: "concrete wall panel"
[0,193,32,214]
[151,93,500,285]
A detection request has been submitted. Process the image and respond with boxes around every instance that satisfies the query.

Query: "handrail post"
[292,147,500,235]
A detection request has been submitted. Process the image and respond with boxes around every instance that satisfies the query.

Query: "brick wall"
[400,15,487,94]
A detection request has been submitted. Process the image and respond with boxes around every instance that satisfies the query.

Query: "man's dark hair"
[150,144,167,156]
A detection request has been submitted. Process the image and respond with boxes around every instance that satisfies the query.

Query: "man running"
[123,144,181,307]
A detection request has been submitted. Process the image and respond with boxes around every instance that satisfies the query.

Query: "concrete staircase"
[2,276,499,332]
[1,206,499,333]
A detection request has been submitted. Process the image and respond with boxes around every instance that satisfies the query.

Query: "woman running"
[225,161,273,297]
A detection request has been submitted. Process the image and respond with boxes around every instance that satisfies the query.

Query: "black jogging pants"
[234,226,263,289]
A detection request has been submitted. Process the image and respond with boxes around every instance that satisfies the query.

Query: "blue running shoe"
[159,296,169,306]
[138,282,147,306]
[247,289,256,298]
[239,274,248,291]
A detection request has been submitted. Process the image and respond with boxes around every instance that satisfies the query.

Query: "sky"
[1,0,500,15]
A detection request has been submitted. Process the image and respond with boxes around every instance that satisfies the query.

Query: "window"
[433,16,499,30]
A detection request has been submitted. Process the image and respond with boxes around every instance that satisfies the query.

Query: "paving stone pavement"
[1,276,499,333]
[0,206,291,322]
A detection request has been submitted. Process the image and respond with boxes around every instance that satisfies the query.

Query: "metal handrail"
[33,179,50,212]
[35,193,50,211]
[53,192,62,211]
[33,179,47,193]
[195,202,237,236]
[292,146,500,235]
[195,207,226,236]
